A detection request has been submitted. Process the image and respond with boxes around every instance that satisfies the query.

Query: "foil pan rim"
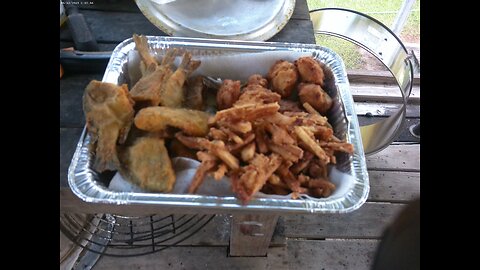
[68,36,369,214]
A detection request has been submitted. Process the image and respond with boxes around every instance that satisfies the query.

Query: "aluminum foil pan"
[134,0,296,41]
[68,36,369,214]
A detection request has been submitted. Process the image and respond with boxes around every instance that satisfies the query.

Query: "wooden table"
[60,1,420,269]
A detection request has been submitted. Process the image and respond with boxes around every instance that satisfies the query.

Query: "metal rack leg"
[229,214,279,257]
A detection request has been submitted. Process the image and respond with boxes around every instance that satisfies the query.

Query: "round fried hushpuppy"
[298,83,332,115]
[216,79,241,110]
[267,60,298,98]
[296,57,325,86]
[247,74,268,88]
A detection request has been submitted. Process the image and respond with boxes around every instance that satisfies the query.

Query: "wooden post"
[229,214,279,257]
[391,0,416,35]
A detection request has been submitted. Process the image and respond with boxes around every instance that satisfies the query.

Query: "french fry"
[302,102,320,115]
[291,151,314,175]
[294,126,330,164]
[320,141,355,153]
[264,122,295,145]
[254,125,269,153]
[188,151,217,193]
[212,102,279,123]
[209,140,239,170]
[264,112,296,126]
[268,143,303,163]
[228,133,255,152]
[268,173,289,189]
[209,127,228,141]
[220,127,244,144]
[217,120,253,134]
[241,142,256,162]
[276,162,304,193]
[212,163,228,180]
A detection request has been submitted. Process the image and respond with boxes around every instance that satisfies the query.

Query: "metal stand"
[229,214,279,257]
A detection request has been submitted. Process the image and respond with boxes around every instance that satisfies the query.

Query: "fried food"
[267,60,298,97]
[246,74,268,88]
[216,79,241,110]
[298,83,333,115]
[83,80,135,172]
[132,34,158,75]
[120,137,175,192]
[231,153,282,203]
[160,52,201,108]
[235,85,281,106]
[129,48,176,107]
[211,102,279,123]
[295,56,325,86]
[135,106,210,136]
[278,99,303,112]
[185,76,205,110]
[168,138,197,159]
[294,126,330,164]
[188,151,217,193]
[83,45,354,202]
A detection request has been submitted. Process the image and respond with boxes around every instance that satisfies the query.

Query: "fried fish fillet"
[132,34,158,75]
[120,137,175,192]
[135,106,210,136]
[160,52,201,108]
[83,80,135,172]
[129,48,176,106]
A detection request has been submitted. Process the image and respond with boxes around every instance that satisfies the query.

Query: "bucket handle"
[310,8,414,155]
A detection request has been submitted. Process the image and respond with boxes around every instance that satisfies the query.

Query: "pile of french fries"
[175,74,354,203]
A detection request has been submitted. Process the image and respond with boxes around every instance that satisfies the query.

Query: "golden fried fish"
[83,80,135,172]
[134,106,210,136]
[120,137,175,192]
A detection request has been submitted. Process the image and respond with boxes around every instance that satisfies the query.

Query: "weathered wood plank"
[366,144,420,171]
[358,117,420,143]
[288,239,379,270]
[348,69,420,85]
[60,128,84,187]
[94,245,288,270]
[291,0,311,20]
[230,214,280,256]
[368,171,420,202]
[351,83,420,104]
[60,10,167,43]
[150,214,285,246]
[268,19,315,44]
[60,10,315,44]
[354,102,420,118]
[283,202,406,239]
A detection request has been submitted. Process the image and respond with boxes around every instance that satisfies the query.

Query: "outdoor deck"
[60,1,420,269]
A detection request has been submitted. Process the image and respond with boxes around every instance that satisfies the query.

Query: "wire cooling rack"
[60,212,215,257]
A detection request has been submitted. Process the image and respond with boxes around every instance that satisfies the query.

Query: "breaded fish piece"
[129,49,176,106]
[134,106,210,136]
[160,51,201,108]
[83,80,135,172]
[132,34,158,75]
[120,137,175,192]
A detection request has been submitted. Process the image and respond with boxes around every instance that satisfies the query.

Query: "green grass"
[307,0,420,69]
